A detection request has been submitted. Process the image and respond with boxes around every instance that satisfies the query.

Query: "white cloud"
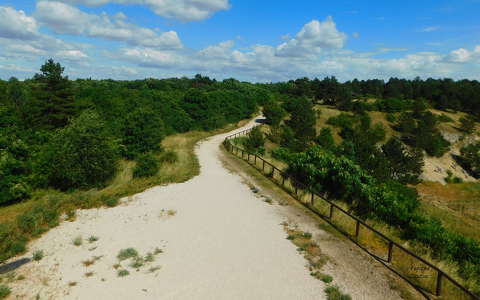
[275,17,347,58]
[421,26,440,32]
[50,0,230,21]
[119,47,183,67]
[445,46,480,63]
[0,6,39,40]
[36,1,182,49]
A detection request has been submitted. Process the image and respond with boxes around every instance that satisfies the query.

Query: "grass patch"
[325,285,352,300]
[87,235,99,243]
[32,250,44,261]
[84,271,94,277]
[117,248,138,261]
[117,269,129,277]
[148,266,161,273]
[144,253,155,262]
[130,257,144,269]
[72,236,82,246]
[0,285,11,299]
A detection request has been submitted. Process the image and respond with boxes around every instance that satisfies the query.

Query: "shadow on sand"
[0,258,31,274]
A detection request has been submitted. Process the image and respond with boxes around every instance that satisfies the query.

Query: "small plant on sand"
[68,281,77,287]
[0,285,11,299]
[17,275,25,281]
[33,250,44,261]
[148,266,161,273]
[130,257,144,269]
[87,236,99,243]
[84,271,94,277]
[320,274,333,283]
[153,247,163,255]
[117,269,129,277]
[113,263,121,269]
[73,236,83,246]
[167,209,177,216]
[303,232,312,239]
[144,253,155,262]
[325,285,351,300]
[117,248,138,261]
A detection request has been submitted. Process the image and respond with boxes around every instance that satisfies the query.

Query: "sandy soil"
[6,117,329,300]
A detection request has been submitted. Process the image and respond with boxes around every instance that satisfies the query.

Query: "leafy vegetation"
[133,153,159,178]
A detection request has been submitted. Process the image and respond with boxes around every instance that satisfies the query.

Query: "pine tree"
[31,59,75,129]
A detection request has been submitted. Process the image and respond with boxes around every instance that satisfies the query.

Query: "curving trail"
[9,117,328,300]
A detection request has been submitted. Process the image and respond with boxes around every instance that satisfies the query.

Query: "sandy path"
[9,117,327,300]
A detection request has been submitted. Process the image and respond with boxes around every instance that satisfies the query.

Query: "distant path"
[9,117,327,299]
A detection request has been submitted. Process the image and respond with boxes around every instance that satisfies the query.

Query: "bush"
[263,101,286,126]
[32,250,44,261]
[117,269,130,277]
[121,107,165,159]
[117,248,138,261]
[101,195,119,207]
[327,113,356,129]
[244,127,265,154]
[133,153,159,178]
[324,285,351,300]
[0,285,11,299]
[37,110,119,191]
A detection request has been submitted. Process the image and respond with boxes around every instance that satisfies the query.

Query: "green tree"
[459,115,476,134]
[121,107,165,159]
[31,59,75,129]
[459,142,480,178]
[286,98,316,150]
[315,127,336,151]
[245,126,265,154]
[382,138,424,184]
[37,110,118,191]
[262,101,285,127]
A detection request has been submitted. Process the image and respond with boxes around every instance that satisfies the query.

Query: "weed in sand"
[33,250,44,261]
[117,248,138,261]
[324,285,351,300]
[303,232,312,239]
[84,272,94,277]
[17,275,25,281]
[167,209,177,216]
[0,285,10,299]
[68,281,77,287]
[154,248,163,255]
[82,259,95,267]
[148,266,161,273]
[130,257,144,269]
[117,269,129,277]
[144,253,155,262]
[113,263,121,269]
[66,210,76,221]
[87,236,99,243]
[72,236,83,246]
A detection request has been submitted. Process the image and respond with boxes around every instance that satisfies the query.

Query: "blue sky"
[0,0,479,81]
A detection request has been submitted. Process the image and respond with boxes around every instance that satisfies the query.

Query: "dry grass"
[417,182,480,241]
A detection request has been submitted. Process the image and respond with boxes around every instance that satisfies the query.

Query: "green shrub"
[133,153,159,178]
[37,110,119,191]
[244,127,265,154]
[459,142,480,178]
[72,236,82,246]
[32,250,44,261]
[88,236,99,243]
[438,114,453,123]
[324,285,351,300]
[101,195,119,207]
[117,269,129,277]
[121,107,165,159]
[327,113,356,129]
[117,248,138,261]
[0,285,11,299]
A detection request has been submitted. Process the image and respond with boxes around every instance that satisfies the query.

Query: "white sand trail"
[11,117,327,300]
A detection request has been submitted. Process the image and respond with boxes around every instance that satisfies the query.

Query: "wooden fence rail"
[224,126,479,300]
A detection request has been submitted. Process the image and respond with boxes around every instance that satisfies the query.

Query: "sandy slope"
[8,117,328,300]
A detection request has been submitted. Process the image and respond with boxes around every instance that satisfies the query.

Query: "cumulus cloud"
[0,6,89,64]
[445,46,480,63]
[0,6,39,40]
[35,1,182,49]
[276,17,347,57]
[49,0,230,21]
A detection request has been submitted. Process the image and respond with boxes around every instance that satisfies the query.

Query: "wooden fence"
[223,126,479,300]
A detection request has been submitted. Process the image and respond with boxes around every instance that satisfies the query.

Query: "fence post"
[310,193,314,206]
[387,241,394,263]
[254,155,257,165]
[282,175,285,186]
[329,204,334,219]
[355,220,360,238]
[262,160,265,171]
[435,272,443,296]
